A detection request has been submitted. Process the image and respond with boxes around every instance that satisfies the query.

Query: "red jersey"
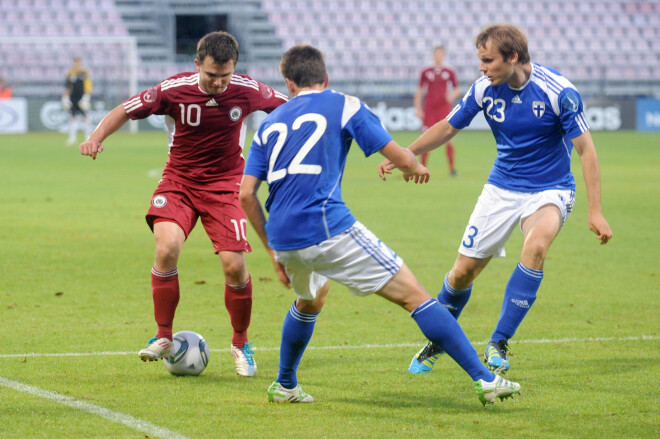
[123,72,288,191]
[418,65,458,125]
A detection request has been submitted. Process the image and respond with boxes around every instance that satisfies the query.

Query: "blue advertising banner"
[636,98,660,132]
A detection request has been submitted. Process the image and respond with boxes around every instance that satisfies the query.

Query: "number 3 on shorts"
[462,225,478,249]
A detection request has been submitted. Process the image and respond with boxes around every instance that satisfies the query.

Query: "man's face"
[477,40,515,86]
[195,57,235,95]
[433,48,445,65]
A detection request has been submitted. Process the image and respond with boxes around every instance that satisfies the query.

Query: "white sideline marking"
[0,376,190,439]
[0,335,657,358]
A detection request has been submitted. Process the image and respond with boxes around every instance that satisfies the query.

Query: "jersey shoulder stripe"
[472,76,490,108]
[230,75,260,92]
[531,64,578,116]
[273,90,289,101]
[161,74,198,91]
[340,92,362,128]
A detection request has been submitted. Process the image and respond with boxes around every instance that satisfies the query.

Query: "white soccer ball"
[164,331,210,376]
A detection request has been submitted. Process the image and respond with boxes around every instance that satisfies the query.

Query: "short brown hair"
[279,45,327,87]
[475,24,530,64]
[197,31,239,65]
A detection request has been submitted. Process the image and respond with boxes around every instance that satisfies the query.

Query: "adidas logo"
[440,303,458,311]
[512,95,522,104]
[511,298,530,308]
[206,98,218,107]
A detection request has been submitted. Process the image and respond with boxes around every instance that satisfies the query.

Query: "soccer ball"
[164,331,210,376]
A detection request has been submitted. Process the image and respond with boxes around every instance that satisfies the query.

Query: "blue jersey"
[448,63,589,192]
[244,90,392,250]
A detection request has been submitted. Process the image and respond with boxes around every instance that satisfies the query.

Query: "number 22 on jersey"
[262,113,325,184]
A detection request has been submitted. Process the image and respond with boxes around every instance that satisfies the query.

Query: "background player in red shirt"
[78,31,288,377]
[414,45,461,175]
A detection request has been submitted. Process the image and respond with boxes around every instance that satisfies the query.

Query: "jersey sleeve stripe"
[123,98,143,112]
[124,96,141,107]
[576,112,590,132]
[124,102,142,112]
[446,103,461,121]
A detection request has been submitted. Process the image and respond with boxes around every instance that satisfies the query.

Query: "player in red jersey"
[78,31,288,376]
[414,45,461,174]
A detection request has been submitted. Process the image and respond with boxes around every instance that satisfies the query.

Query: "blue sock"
[437,273,472,320]
[277,301,319,389]
[411,299,494,382]
[491,263,543,342]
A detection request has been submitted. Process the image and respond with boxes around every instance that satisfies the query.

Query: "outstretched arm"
[79,104,130,160]
[573,131,613,244]
[378,140,430,183]
[409,118,460,156]
[239,175,291,287]
[378,119,458,180]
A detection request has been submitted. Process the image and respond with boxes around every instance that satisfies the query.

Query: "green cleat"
[267,381,314,403]
[475,374,521,406]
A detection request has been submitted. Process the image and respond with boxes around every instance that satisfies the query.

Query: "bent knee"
[450,266,479,287]
[154,240,182,265]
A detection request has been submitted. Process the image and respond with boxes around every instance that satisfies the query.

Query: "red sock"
[151,267,179,340]
[421,152,429,167]
[225,276,252,347]
[446,142,455,172]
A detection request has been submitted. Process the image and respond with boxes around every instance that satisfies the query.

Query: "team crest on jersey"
[261,85,273,99]
[532,101,545,118]
[229,106,242,121]
[143,87,157,103]
[152,195,167,208]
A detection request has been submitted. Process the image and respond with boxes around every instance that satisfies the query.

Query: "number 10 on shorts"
[230,218,247,241]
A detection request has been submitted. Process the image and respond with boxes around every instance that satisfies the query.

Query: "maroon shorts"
[146,178,251,254]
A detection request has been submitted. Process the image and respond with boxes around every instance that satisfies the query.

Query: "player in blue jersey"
[379,24,613,375]
[240,44,521,406]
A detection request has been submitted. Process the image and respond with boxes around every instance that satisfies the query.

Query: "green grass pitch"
[0,130,658,438]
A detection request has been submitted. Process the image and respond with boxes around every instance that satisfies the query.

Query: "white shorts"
[274,221,404,300]
[458,184,575,259]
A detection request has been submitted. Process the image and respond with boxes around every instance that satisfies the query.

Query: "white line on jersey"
[230,75,259,91]
[123,96,142,112]
[274,91,289,101]
[161,74,198,91]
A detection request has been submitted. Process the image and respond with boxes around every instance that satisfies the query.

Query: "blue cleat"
[484,340,511,374]
[232,342,257,376]
[408,341,444,374]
